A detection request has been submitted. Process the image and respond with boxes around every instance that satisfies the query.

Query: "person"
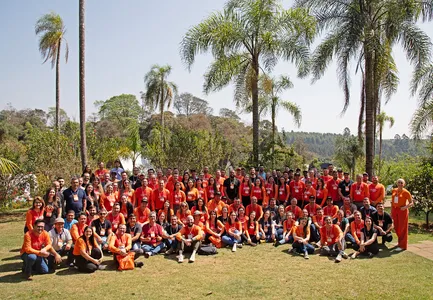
[289,173,305,202]
[265,176,278,203]
[351,211,365,250]
[362,172,371,184]
[273,205,286,240]
[228,197,244,215]
[359,197,377,219]
[218,206,229,225]
[321,168,332,183]
[341,197,357,221]
[86,206,99,226]
[323,197,339,218]
[64,210,78,230]
[222,211,243,252]
[315,178,328,207]
[109,223,143,269]
[275,212,295,247]
[246,196,264,221]
[63,177,87,218]
[259,210,275,243]
[239,175,252,208]
[176,202,191,225]
[125,214,142,251]
[95,161,108,183]
[291,217,314,259]
[237,207,248,224]
[204,210,224,250]
[110,159,124,181]
[133,178,153,208]
[243,211,259,246]
[157,211,170,229]
[350,174,370,209]
[195,178,207,202]
[43,188,62,231]
[101,183,117,212]
[372,202,394,245]
[319,216,348,262]
[72,226,103,273]
[207,191,226,217]
[119,194,134,218]
[285,198,303,220]
[338,172,353,208]
[277,176,290,206]
[164,215,183,255]
[368,175,385,206]
[107,202,126,233]
[84,184,99,213]
[351,216,379,258]
[24,196,45,233]
[185,179,199,209]
[134,197,151,225]
[333,210,354,245]
[118,179,135,204]
[141,212,165,257]
[48,217,74,268]
[129,167,141,188]
[251,178,266,206]
[223,169,241,203]
[265,198,278,218]
[91,208,112,251]
[326,171,341,206]
[311,207,325,244]
[20,220,52,280]
[191,198,209,224]
[171,181,186,212]
[304,196,321,217]
[302,180,316,208]
[71,213,88,243]
[391,179,413,251]
[176,215,203,263]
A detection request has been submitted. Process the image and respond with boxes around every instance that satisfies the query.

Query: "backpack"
[198,244,218,255]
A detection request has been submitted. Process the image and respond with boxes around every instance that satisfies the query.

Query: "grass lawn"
[1,212,433,300]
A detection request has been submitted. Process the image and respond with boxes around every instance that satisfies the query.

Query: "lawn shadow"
[9,248,21,253]
[2,255,20,261]
[55,268,79,276]
[0,261,22,273]
[0,271,28,283]
[163,254,179,262]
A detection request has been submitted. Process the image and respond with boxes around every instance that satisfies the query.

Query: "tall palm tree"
[143,64,178,150]
[411,64,433,139]
[376,112,394,176]
[35,12,69,132]
[79,0,87,168]
[296,0,432,176]
[180,0,316,166]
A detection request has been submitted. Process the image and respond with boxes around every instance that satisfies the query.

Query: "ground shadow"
[0,271,29,283]
[2,255,20,261]
[9,248,21,253]
[0,261,22,273]
[55,268,78,276]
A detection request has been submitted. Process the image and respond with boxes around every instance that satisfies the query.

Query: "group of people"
[20,161,413,279]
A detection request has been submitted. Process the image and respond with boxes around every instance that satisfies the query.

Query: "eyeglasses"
[36,226,44,228]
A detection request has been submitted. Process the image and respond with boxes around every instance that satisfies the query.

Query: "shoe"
[178,255,184,263]
[274,240,279,247]
[165,248,174,255]
[288,248,293,254]
[237,243,243,249]
[394,247,404,252]
[304,252,309,260]
[250,242,257,247]
[189,253,196,263]
[98,265,107,270]
[368,252,374,258]
[342,252,349,259]
[135,261,144,268]
[69,262,75,268]
[335,253,342,263]
[144,252,151,258]
[232,243,237,252]
[350,253,357,259]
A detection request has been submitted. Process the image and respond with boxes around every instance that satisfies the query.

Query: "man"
[82,173,91,187]
[164,215,183,255]
[129,167,141,189]
[258,166,266,181]
[249,167,260,184]
[326,171,341,204]
[372,203,394,245]
[20,220,52,280]
[203,166,212,180]
[109,224,144,269]
[91,208,112,251]
[134,178,153,207]
[311,207,325,243]
[302,180,316,208]
[323,197,339,218]
[64,210,78,230]
[57,177,66,192]
[140,212,165,257]
[360,198,377,219]
[341,197,358,220]
[63,177,86,218]
[321,168,332,183]
[350,174,370,209]
[95,161,109,183]
[305,169,317,186]
[264,198,278,218]
[285,198,303,220]
[246,196,264,221]
[327,164,334,176]
[70,213,88,243]
[102,173,111,188]
[319,216,348,263]
[110,159,124,181]
[107,202,126,233]
[176,215,203,263]
[235,167,244,182]
[48,217,73,268]
[151,180,171,212]
[333,209,354,245]
[192,210,205,231]
[289,173,305,201]
[338,172,353,208]
[126,214,143,252]
[207,192,227,217]
[86,206,98,226]
[228,197,244,215]
[214,170,225,187]
[133,198,151,225]
[337,169,344,180]
[223,169,241,203]
[368,175,385,206]
[304,196,321,217]
[363,172,372,184]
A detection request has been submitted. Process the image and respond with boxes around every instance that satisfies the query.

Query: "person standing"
[223,169,241,204]
[63,177,86,218]
[391,179,413,251]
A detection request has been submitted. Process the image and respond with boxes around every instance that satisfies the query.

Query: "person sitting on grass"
[243,211,259,246]
[351,216,379,259]
[126,214,142,253]
[291,217,314,259]
[222,211,243,252]
[108,224,143,269]
[72,226,103,273]
[140,212,165,258]
[164,215,183,255]
[333,209,354,245]
[176,214,203,263]
[259,210,275,243]
[351,211,365,251]
[20,220,52,280]
[372,202,394,245]
[91,208,112,251]
[274,212,295,247]
[64,210,78,231]
[319,216,349,263]
[48,217,74,268]
[273,205,286,241]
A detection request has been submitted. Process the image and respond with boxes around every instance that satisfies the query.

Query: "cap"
[142,198,148,203]
[215,191,222,196]
[54,217,65,224]
[193,210,202,216]
[363,172,369,176]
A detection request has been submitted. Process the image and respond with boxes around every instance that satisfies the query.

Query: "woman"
[275,212,295,247]
[274,205,286,241]
[171,182,186,213]
[259,210,275,243]
[191,198,209,223]
[205,210,225,248]
[101,183,117,213]
[43,188,61,231]
[92,176,104,203]
[277,176,290,206]
[119,194,134,218]
[265,176,278,203]
[237,207,248,224]
[206,177,219,204]
[84,184,99,213]
[239,175,251,208]
[176,202,191,226]
[316,178,328,207]
[222,211,243,252]
[195,179,207,203]
[391,178,413,251]
[24,197,45,233]
[351,216,379,259]
[157,211,169,228]
[218,206,229,225]
[243,211,259,246]
[182,173,190,190]
[72,226,103,273]
[185,179,199,209]
[118,180,134,203]
[159,200,173,224]
[292,217,314,259]
[251,178,266,206]
[350,211,365,250]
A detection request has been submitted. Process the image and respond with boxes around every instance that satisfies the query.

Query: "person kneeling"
[176,215,203,263]
[351,216,379,259]
[319,216,348,263]
[72,226,103,273]
[109,224,143,270]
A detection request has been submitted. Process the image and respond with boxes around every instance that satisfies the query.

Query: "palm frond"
[0,157,19,175]
[280,101,302,127]
[410,99,433,139]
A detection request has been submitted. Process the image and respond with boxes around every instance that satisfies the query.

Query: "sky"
[1,0,432,139]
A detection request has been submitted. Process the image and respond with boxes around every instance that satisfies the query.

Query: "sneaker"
[178,255,184,263]
[350,253,357,259]
[165,248,174,255]
[69,262,75,268]
[342,252,349,259]
[394,247,404,252]
[144,252,152,258]
[304,252,309,260]
[335,253,342,263]
[237,243,243,249]
[250,242,257,247]
[368,252,374,258]
[274,240,279,247]
[232,243,237,252]
[189,253,196,263]
[135,262,144,268]
[288,248,293,254]
[98,265,107,270]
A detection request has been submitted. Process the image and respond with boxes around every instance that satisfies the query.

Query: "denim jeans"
[141,243,165,255]
[131,241,141,251]
[345,232,356,244]
[309,224,321,243]
[292,241,315,254]
[21,253,49,276]
[276,228,284,240]
[222,230,241,246]
[166,238,178,250]
[278,235,294,245]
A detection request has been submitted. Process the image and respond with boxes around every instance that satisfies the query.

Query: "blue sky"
[1,0,431,139]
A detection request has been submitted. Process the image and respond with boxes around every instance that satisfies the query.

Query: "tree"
[0,157,18,175]
[95,94,142,130]
[334,128,364,178]
[35,12,69,132]
[47,107,69,129]
[79,0,87,169]
[219,108,240,121]
[174,93,213,116]
[411,64,433,139]
[376,112,394,176]
[143,64,178,150]
[407,163,433,228]
[296,0,432,176]
[180,0,316,166]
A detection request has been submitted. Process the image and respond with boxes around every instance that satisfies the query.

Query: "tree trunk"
[373,54,380,160]
[160,79,165,151]
[251,58,260,166]
[79,0,87,169]
[55,39,61,132]
[364,48,375,177]
[271,97,276,169]
[358,73,365,142]
[378,128,383,176]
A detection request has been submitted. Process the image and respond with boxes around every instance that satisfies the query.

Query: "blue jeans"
[166,238,178,250]
[21,253,49,276]
[276,228,284,240]
[345,232,356,244]
[141,243,165,255]
[292,241,315,254]
[309,224,321,243]
[278,235,294,245]
[222,230,241,246]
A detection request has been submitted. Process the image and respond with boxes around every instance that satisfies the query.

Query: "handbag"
[116,252,135,271]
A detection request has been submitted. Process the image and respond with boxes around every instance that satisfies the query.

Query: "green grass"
[1,214,433,299]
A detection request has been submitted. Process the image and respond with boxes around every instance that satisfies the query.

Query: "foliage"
[47,107,69,128]
[379,155,420,186]
[334,128,364,178]
[219,108,240,121]
[174,93,213,116]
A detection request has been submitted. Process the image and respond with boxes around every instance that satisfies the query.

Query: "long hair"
[316,178,325,190]
[43,188,59,207]
[32,196,45,210]
[207,177,218,194]
[298,217,308,237]
[185,179,196,194]
[81,226,96,252]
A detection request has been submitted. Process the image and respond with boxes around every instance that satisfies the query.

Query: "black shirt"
[165,224,182,235]
[223,177,240,200]
[91,219,112,237]
[126,223,142,237]
[338,180,353,197]
[361,226,378,244]
[371,211,393,230]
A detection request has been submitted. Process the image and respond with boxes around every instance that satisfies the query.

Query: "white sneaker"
[189,253,195,263]
[237,243,243,248]
[178,255,184,263]
[304,252,309,259]
[394,247,404,252]
[232,243,237,252]
[335,253,342,263]
[350,253,357,259]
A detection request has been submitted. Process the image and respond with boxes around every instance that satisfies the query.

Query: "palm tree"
[35,12,69,132]
[376,112,394,176]
[79,0,87,169]
[180,0,315,166]
[244,75,301,168]
[411,64,433,139]
[143,64,178,150]
[296,0,432,176]
[0,158,18,175]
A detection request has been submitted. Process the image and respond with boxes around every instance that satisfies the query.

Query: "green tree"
[219,108,240,121]
[35,12,69,132]
[411,64,433,139]
[47,107,69,129]
[79,0,87,169]
[0,157,18,175]
[180,0,316,166]
[376,112,394,175]
[334,128,364,178]
[95,94,141,130]
[296,0,432,176]
[143,64,178,150]
[174,93,213,116]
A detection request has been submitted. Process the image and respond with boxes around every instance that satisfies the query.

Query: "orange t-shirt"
[185,188,199,203]
[152,188,171,210]
[176,224,203,241]
[285,205,303,220]
[245,220,258,235]
[320,224,342,245]
[293,225,310,239]
[289,180,305,200]
[20,230,52,255]
[391,188,412,208]
[369,183,385,203]
[323,205,339,218]
[326,179,341,201]
[302,187,316,206]
[351,220,365,243]
[350,182,369,202]
[245,204,264,220]
[107,213,126,232]
[224,221,243,233]
[171,190,186,207]
[251,186,265,200]
[133,207,150,224]
[73,236,98,256]
[240,183,251,197]
[304,203,321,217]
[283,219,295,233]
[25,209,44,231]
[71,222,87,242]
[133,186,153,207]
